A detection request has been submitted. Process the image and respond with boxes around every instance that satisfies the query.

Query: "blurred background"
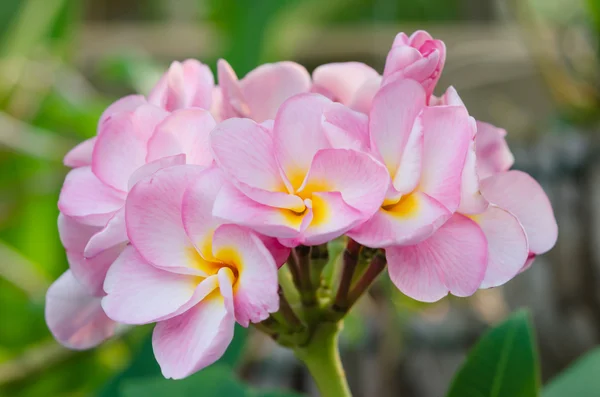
[0,0,599,396]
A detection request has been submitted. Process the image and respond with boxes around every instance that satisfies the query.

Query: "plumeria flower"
[210,93,390,247]
[382,30,446,100]
[218,59,311,123]
[383,87,557,302]
[102,165,279,379]
[59,104,216,258]
[310,31,446,115]
[347,79,474,248]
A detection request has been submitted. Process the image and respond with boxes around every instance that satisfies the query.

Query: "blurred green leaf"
[121,365,248,397]
[121,364,303,397]
[446,310,540,397]
[543,347,600,397]
[99,325,248,397]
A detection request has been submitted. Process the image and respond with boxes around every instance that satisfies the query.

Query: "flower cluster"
[45,31,557,379]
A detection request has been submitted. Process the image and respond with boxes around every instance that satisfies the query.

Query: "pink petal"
[273,94,332,189]
[182,167,227,259]
[210,118,286,192]
[391,115,423,195]
[322,102,369,151]
[457,141,489,215]
[386,214,488,302]
[148,60,214,112]
[473,206,529,289]
[126,164,207,274]
[479,170,557,254]
[349,76,382,114]
[258,235,291,268]
[152,287,235,379]
[312,62,379,105]
[102,246,209,324]
[348,191,451,248]
[212,183,304,239]
[241,61,311,123]
[59,214,124,295]
[147,108,216,166]
[98,95,146,129]
[217,59,246,119]
[64,137,96,168]
[84,208,128,258]
[212,224,279,326]
[58,213,101,253]
[369,79,426,178]
[58,167,126,227]
[475,121,514,179]
[127,154,187,191]
[418,105,473,212]
[301,191,363,246]
[45,270,117,350]
[383,46,423,78]
[300,148,389,216]
[93,104,169,192]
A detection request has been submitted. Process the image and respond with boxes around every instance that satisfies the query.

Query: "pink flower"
[383,30,446,100]
[102,165,279,379]
[347,79,474,248]
[309,31,446,114]
[217,59,311,122]
[384,89,557,301]
[59,103,216,257]
[210,93,390,247]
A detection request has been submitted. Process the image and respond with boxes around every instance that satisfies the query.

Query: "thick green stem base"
[293,322,352,397]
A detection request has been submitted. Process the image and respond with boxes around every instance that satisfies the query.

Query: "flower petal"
[386,214,488,302]
[147,108,216,166]
[273,94,332,189]
[182,167,226,259]
[126,164,207,274]
[212,183,303,239]
[479,170,557,254]
[46,270,117,350]
[127,154,187,192]
[475,121,514,179]
[322,102,369,151]
[369,79,426,178]
[240,61,311,122]
[98,95,146,128]
[300,148,389,216]
[212,224,279,326]
[102,246,206,324]
[302,191,364,246]
[418,105,473,212]
[348,191,451,248]
[152,287,235,379]
[64,137,96,168]
[148,60,214,111]
[312,62,379,105]
[210,118,285,192]
[349,75,382,114]
[473,206,529,289]
[58,167,126,227]
[93,104,169,191]
[83,208,128,258]
[457,141,489,214]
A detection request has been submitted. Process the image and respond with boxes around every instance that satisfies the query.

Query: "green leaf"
[446,310,540,397]
[121,365,248,397]
[543,347,600,397]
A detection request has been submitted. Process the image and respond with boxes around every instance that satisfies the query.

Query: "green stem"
[293,322,352,397]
